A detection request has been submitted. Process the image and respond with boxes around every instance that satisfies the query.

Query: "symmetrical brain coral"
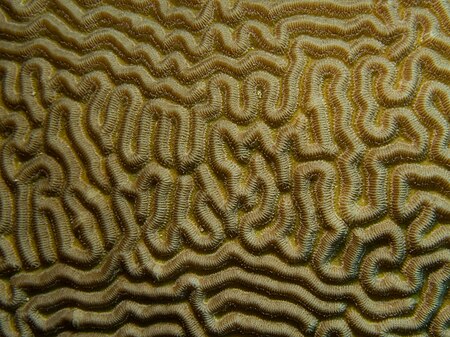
[0,0,450,336]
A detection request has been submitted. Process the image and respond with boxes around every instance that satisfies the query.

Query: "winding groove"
[0,0,450,336]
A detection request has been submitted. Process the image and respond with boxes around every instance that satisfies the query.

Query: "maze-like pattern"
[0,0,450,336]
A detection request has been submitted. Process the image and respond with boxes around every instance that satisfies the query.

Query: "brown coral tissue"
[1,0,450,336]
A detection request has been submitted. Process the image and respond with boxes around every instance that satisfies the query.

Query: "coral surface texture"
[0,0,450,336]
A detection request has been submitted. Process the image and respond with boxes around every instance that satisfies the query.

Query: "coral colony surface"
[0,0,450,336]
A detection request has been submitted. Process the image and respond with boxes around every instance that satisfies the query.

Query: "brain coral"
[0,0,450,336]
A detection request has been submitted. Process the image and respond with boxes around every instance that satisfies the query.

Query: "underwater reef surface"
[0,0,450,336]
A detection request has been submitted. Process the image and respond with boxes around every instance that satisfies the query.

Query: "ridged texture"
[0,0,449,336]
